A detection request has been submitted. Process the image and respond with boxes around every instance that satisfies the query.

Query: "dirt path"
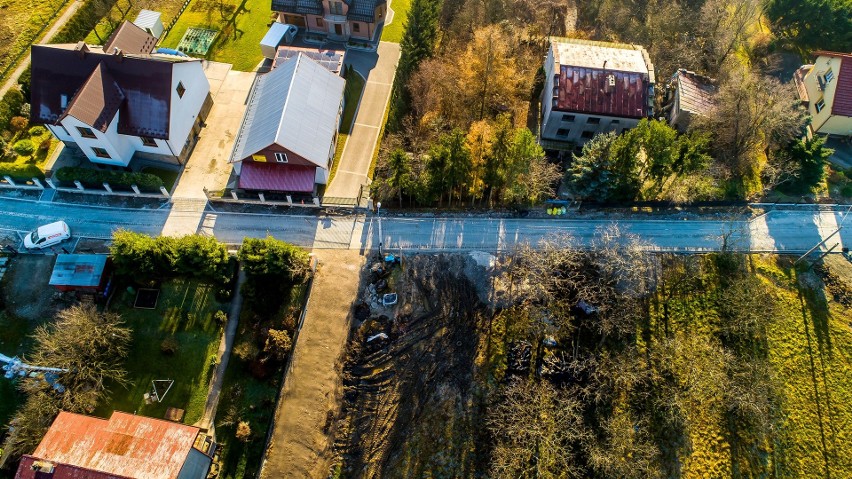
[259,250,366,479]
[0,0,84,96]
[194,268,246,432]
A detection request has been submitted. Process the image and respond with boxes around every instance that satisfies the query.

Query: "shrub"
[214,310,228,325]
[2,89,25,115]
[109,231,233,284]
[55,167,163,191]
[0,162,44,180]
[20,103,31,118]
[265,329,293,360]
[233,341,259,362]
[28,126,45,137]
[235,421,252,442]
[10,116,29,133]
[12,139,34,156]
[38,139,51,152]
[160,336,180,355]
[842,184,852,197]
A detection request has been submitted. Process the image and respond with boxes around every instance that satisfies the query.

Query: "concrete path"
[195,268,246,432]
[0,0,84,96]
[162,67,255,236]
[259,250,366,479]
[324,42,401,200]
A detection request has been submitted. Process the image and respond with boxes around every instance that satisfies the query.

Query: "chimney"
[74,41,89,59]
[113,47,124,62]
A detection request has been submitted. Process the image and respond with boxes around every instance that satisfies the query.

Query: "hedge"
[110,231,233,285]
[54,166,163,191]
[0,162,45,180]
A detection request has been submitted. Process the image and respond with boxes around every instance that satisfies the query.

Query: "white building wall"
[541,110,638,145]
[59,113,134,167]
[47,124,74,143]
[167,61,210,156]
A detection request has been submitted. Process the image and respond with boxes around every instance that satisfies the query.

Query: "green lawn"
[160,0,271,71]
[95,278,226,424]
[141,167,180,192]
[0,0,69,82]
[329,70,366,185]
[214,283,307,479]
[84,0,188,45]
[381,0,411,43]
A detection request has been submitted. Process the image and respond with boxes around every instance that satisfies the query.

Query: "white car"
[23,221,71,249]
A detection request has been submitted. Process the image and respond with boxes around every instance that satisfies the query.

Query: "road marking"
[366,81,394,87]
[353,122,381,129]
[335,170,367,176]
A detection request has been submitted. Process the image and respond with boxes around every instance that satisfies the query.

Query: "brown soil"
[1,255,66,321]
[260,250,366,479]
[332,253,492,478]
[817,255,852,307]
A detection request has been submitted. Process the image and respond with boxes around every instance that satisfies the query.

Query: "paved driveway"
[324,42,401,200]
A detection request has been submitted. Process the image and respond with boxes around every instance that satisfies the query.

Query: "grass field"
[160,0,271,71]
[95,278,226,424]
[0,0,69,79]
[328,70,366,185]
[381,0,411,43]
[213,283,307,479]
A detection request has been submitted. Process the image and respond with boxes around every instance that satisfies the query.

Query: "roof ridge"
[273,52,303,150]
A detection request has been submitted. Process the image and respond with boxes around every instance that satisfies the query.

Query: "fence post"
[258,192,265,203]
[286,195,292,205]
[131,184,141,195]
[3,176,16,187]
[312,197,320,206]
[31,178,44,188]
[74,180,84,191]
[231,190,239,200]
[102,182,113,193]
[45,178,57,189]
[160,186,170,197]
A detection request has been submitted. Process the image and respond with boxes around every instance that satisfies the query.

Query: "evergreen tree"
[387,148,412,206]
[765,0,852,53]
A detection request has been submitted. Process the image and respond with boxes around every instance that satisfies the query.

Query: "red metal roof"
[17,411,203,479]
[17,456,130,479]
[239,161,316,192]
[833,56,852,117]
[556,65,649,118]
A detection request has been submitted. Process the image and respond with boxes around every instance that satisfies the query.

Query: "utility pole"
[376,202,383,255]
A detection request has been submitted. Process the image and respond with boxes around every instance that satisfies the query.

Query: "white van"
[23,221,71,249]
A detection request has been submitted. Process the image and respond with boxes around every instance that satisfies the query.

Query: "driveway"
[324,42,401,200]
[161,66,256,236]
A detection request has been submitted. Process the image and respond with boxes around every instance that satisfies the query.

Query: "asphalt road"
[0,197,849,253]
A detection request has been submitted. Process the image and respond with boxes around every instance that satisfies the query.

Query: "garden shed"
[133,9,164,39]
[49,254,112,293]
[260,22,297,59]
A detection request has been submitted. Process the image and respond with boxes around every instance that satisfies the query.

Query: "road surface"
[0,196,849,254]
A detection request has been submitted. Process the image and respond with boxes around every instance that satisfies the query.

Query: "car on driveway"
[23,221,70,249]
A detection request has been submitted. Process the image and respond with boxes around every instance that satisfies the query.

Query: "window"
[611,119,620,124]
[556,128,570,137]
[60,94,68,110]
[587,117,601,125]
[330,1,343,14]
[581,131,595,139]
[77,126,96,139]
[176,82,186,98]
[561,114,575,122]
[274,152,288,163]
[92,147,111,158]
[353,22,360,33]
[825,69,834,82]
[815,97,826,113]
[316,17,324,27]
[140,136,157,147]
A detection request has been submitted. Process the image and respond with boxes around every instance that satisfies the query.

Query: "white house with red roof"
[794,51,852,138]
[540,38,655,151]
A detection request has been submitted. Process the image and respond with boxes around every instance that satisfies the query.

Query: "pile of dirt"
[816,255,852,307]
[332,254,490,478]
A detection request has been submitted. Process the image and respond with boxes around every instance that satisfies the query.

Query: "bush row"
[55,167,163,191]
[110,231,234,286]
[0,162,45,180]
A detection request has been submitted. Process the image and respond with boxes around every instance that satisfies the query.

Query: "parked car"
[23,221,70,249]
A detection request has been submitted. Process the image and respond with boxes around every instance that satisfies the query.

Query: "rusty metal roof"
[19,411,206,479]
[30,41,184,139]
[673,69,717,116]
[61,63,126,132]
[103,21,157,55]
[550,38,655,119]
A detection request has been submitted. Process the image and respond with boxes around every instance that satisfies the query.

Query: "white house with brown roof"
[794,51,852,138]
[666,69,717,131]
[540,38,655,151]
[30,21,211,167]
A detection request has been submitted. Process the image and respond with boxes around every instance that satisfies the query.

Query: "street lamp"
[376,202,383,255]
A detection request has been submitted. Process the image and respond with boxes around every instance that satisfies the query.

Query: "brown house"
[271,0,387,42]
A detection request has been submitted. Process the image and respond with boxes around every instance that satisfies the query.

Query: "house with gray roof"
[30,20,211,168]
[272,0,387,42]
[230,52,345,194]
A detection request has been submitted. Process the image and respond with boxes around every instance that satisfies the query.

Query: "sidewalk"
[259,250,365,479]
[0,0,84,96]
